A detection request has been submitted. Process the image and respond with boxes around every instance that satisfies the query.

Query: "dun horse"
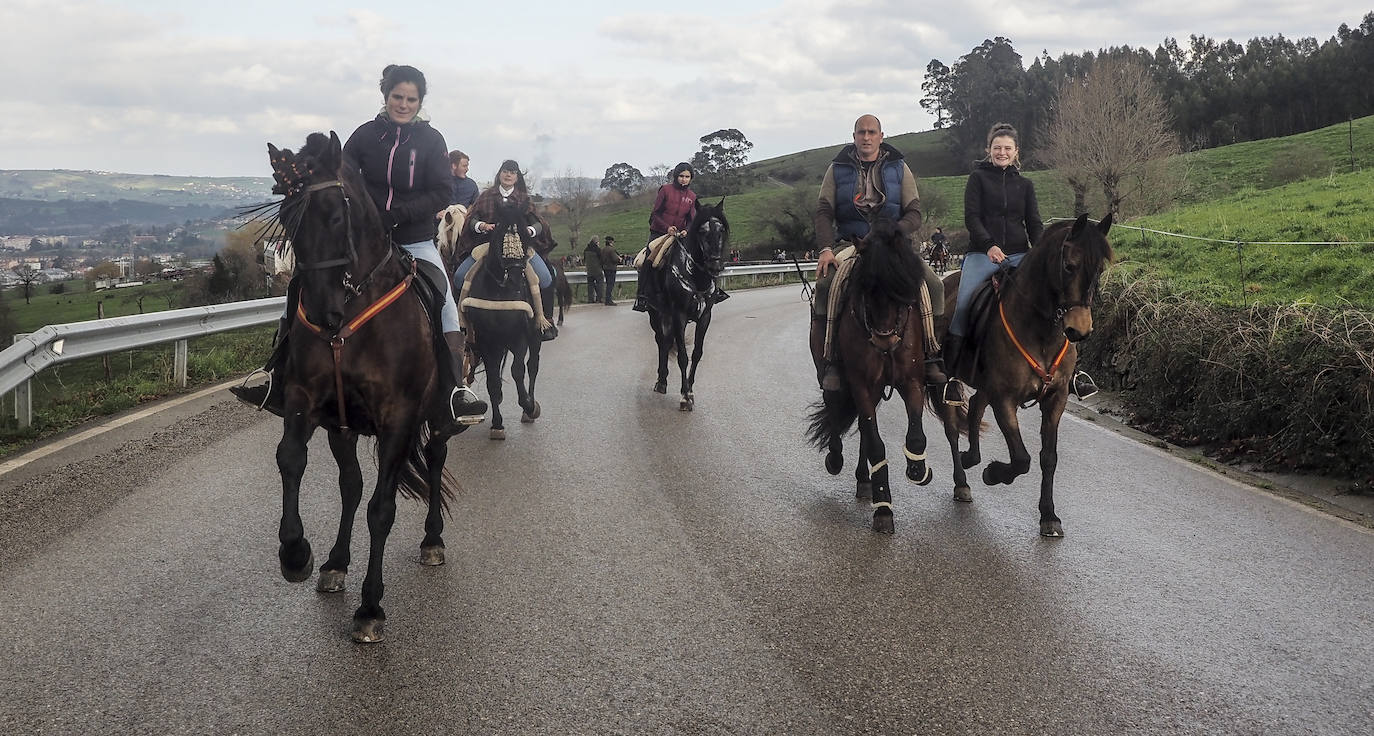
[806,218,962,533]
[940,213,1113,536]
[642,199,729,411]
[256,132,460,642]
[460,202,543,439]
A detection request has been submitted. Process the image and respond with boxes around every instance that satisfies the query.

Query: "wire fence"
[1047,217,1374,308]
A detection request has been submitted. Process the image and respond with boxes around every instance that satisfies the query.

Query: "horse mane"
[1018,217,1115,283]
[855,218,923,304]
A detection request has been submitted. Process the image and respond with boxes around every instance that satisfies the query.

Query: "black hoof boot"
[541,324,558,341]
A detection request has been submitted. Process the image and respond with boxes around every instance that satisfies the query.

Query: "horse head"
[686,198,729,276]
[1049,212,1114,342]
[266,131,384,332]
[855,217,924,307]
[479,199,534,290]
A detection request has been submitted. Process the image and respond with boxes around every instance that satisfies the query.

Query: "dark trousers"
[586,275,603,303]
[603,270,617,303]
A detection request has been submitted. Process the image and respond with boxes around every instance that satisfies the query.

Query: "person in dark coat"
[232,63,486,427]
[582,237,604,304]
[943,122,1044,399]
[599,236,619,305]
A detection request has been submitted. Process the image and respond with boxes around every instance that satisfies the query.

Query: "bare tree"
[15,268,40,305]
[544,168,597,248]
[1040,57,1178,216]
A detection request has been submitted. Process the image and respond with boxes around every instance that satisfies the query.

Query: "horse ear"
[716,197,725,210]
[327,131,343,170]
[1069,213,1089,240]
[1098,211,1113,236]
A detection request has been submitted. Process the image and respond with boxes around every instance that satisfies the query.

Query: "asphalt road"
[1,284,1371,735]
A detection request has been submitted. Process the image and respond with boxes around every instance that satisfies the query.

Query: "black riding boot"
[230,315,289,417]
[537,289,558,341]
[442,331,487,427]
[709,280,730,304]
[633,266,654,312]
[942,334,966,404]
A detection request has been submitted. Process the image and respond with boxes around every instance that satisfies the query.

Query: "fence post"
[174,339,188,388]
[12,334,31,429]
[1235,243,1248,306]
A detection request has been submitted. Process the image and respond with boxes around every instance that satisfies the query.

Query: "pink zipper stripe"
[384,124,400,212]
[408,149,416,188]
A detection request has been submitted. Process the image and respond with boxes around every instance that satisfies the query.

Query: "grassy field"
[1112,167,1374,307]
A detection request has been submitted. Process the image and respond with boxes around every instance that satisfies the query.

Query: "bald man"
[811,114,946,391]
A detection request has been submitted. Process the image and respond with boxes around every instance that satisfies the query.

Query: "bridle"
[286,180,392,301]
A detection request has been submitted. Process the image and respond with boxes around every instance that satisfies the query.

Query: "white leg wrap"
[871,501,894,511]
[903,447,926,462]
[868,459,888,474]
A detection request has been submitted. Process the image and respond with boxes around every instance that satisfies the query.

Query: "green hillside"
[1115,167,1374,307]
[0,169,272,208]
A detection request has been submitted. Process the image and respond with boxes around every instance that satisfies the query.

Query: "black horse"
[461,202,543,440]
[642,199,729,411]
[257,132,459,643]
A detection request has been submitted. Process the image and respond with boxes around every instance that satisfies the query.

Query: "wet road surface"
[2,285,1371,735]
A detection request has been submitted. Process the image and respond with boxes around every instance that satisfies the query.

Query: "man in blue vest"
[811,114,946,391]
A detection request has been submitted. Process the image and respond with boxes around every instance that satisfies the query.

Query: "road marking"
[0,378,244,477]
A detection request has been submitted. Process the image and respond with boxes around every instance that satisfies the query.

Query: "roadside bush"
[48,282,66,295]
[1078,267,1374,480]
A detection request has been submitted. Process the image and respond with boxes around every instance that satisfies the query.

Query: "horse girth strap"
[295,262,417,429]
[998,300,1069,401]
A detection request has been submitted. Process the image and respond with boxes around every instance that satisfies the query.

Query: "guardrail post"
[174,339,188,388]
[12,334,30,429]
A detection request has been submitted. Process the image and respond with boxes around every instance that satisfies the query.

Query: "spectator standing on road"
[599,236,620,305]
[583,237,604,304]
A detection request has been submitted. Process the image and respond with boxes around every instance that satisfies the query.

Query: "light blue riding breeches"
[949,250,1025,337]
[399,239,460,333]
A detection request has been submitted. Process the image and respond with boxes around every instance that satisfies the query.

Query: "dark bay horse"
[939,213,1113,537]
[461,203,542,440]
[261,132,459,643]
[806,219,963,534]
[643,199,728,411]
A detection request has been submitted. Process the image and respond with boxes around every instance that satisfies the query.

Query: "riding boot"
[942,334,966,405]
[539,285,558,341]
[230,314,289,417]
[442,331,487,426]
[709,279,730,304]
[633,266,654,312]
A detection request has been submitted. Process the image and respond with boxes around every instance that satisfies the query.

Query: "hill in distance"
[0,169,273,209]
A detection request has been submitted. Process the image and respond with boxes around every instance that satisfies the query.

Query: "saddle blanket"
[460,297,533,316]
[633,233,677,269]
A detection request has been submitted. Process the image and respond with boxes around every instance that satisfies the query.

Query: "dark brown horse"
[261,132,459,642]
[939,213,1113,537]
[806,219,963,534]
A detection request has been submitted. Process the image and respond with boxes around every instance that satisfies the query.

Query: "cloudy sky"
[2,0,1364,182]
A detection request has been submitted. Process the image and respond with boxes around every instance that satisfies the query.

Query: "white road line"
[0,378,244,477]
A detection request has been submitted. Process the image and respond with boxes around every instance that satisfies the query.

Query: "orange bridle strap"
[999,300,1070,389]
[293,264,416,429]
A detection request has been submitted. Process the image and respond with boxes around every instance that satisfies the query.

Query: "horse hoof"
[679,396,694,411]
[420,545,445,566]
[907,463,933,485]
[489,428,506,440]
[872,510,895,534]
[351,619,385,644]
[316,569,346,593]
[953,485,973,503]
[825,451,843,475]
[528,400,541,419]
[520,412,535,423]
[1040,521,1065,538]
[981,465,997,485]
[855,481,872,501]
[279,547,313,583]
[653,381,667,394]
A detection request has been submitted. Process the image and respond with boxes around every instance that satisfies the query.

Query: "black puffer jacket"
[342,115,453,245]
[963,160,1043,256]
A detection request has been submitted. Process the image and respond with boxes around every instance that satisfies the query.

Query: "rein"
[296,259,417,429]
[997,290,1070,407]
[855,264,910,401]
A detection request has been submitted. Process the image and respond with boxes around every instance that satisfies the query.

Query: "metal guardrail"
[0,263,813,428]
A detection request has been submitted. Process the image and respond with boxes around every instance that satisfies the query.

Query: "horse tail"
[394,425,458,512]
[806,385,857,452]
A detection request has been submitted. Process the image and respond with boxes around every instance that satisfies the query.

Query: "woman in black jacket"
[944,122,1043,385]
[233,64,486,426]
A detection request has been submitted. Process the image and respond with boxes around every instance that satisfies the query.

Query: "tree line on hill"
[921,13,1374,164]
